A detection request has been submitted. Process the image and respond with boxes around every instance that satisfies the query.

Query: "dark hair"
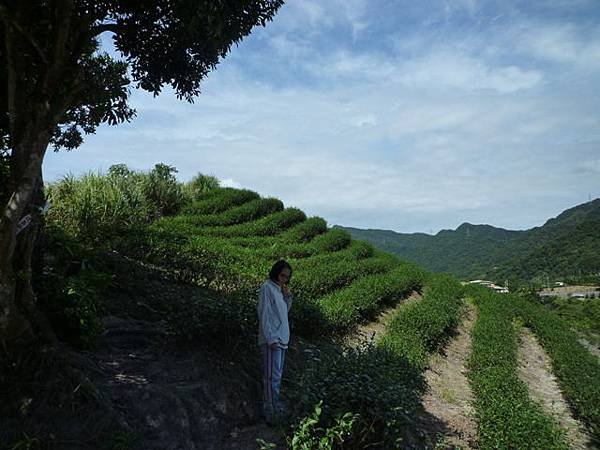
[269,259,293,282]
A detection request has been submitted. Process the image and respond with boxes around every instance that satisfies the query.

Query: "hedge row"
[290,254,399,303]
[291,240,375,270]
[287,274,462,447]
[144,213,334,264]
[318,263,427,332]
[380,274,464,367]
[511,295,600,441]
[467,287,568,450]
[198,207,306,237]
[181,187,260,216]
[309,228,351,253]
[176,197,283,227]
[280,216,328,243]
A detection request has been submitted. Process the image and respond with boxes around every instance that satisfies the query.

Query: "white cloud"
[511,23,600,70]
[220,178,243,188]
[42,0,600,233]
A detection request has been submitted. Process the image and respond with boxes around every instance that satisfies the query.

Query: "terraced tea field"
[122,186,600,448]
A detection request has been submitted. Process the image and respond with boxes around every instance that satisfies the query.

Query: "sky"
[44,0,600,234]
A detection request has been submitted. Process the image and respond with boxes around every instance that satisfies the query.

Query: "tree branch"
[0,4,48,64]
[91,22,124,36]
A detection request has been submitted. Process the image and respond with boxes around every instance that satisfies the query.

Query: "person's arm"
[258,284,278,347]
[282,284,293,311]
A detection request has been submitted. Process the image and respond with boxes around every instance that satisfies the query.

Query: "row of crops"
[466,285,600,449]
[121,185,599,448]
[124,187,428,338]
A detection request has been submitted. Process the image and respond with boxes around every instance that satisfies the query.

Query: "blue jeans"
[261,344,286,419]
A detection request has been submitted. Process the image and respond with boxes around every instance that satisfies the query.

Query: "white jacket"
[257,279,293,348]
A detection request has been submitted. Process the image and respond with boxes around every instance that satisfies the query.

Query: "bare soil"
[420,302,477,450]
[348,296,478,449]
[578,336,600,360]
[1,255,285,450]
[347,292,422,347]
[517,326,594,450]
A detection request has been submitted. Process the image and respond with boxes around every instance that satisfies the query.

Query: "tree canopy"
[0,0,284,346]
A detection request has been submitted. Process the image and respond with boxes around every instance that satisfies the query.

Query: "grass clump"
[46,163,187,244]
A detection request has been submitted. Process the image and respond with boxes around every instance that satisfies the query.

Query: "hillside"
[2,170,599,449]
[340,198,600,283]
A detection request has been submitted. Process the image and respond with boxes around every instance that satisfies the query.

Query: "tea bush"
[199,208,306,237]
[288,343,424,449]
[282,217,328,243]
[319,264,426,332]
[183,187,260,215]
[511,294,600,440]
[310,228,351,253]
[290,255,398,304]
[177,197,283,227]
[381,275,463,367]
[291,240,374,269]
[467,287,568,450]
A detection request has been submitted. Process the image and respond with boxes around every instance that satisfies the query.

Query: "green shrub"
[181,187,260,216]
[199,208,306,237]
[310,228,351,253]
[179,197,283,227]
[319,264,426,332]
[41,268,110,349]
[140,163,186,217]
[291,255,398,304]
[292,240,374,270]
[288,343,424,449]
[287,401,358,450]
[381,275,463,367]
[282,217,328,243]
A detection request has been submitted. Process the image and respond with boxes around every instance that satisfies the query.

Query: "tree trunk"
[1,2,77,350]
[0,138,52,348]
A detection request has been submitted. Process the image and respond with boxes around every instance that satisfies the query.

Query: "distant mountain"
[339,199,600,283]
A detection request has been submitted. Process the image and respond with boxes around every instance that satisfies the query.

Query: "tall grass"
[46,163,189,243]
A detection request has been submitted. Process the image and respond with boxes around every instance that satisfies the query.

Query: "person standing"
[258,260,293,424]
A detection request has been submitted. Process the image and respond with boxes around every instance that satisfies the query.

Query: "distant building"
[467,279,509,293]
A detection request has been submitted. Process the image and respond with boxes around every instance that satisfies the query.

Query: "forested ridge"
[341,198,600,284]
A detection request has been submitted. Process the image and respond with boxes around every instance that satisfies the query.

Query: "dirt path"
[87,255,285,450]
[578,336,600,360]
[347,292,422,347]
[517,326,593,450]
[91,315,285,450]
[421,302,477,450]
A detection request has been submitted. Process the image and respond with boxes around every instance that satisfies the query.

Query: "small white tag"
[16,214,32,235]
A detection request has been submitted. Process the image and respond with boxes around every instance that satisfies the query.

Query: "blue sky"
[44,0,600,233]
